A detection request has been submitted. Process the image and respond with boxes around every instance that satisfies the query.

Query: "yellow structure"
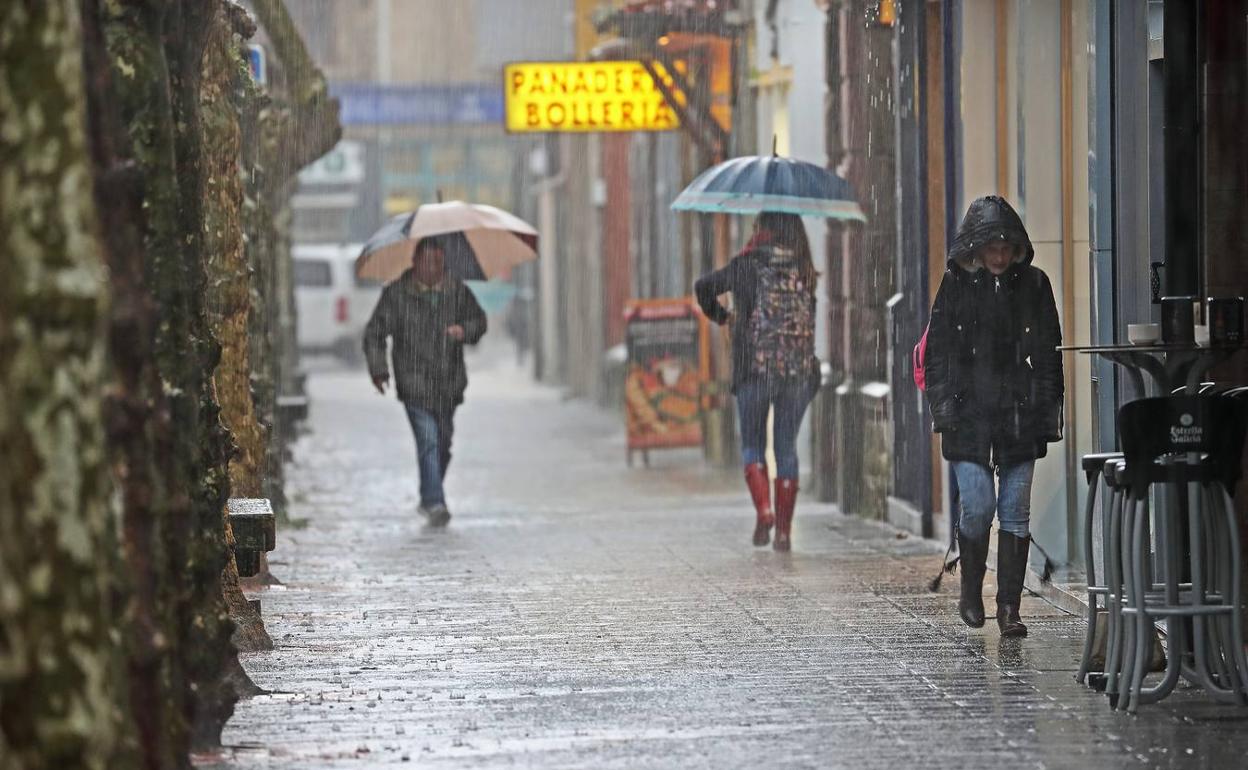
[504,61,684,133]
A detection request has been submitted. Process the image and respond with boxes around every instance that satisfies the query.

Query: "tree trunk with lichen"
[203,4,267,502]
[80,2,187,764]
[91,0,242,755]
[249,0,343,527]
[250,0,342,175]
[242,98,288,530]
[2,0,336,763]
[199,0,274,655]
[0,3,129,769]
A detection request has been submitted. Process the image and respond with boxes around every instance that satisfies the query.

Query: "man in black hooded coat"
[924,196,1064,637]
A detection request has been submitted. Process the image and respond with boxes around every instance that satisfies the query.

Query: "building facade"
[827,0,1247,577]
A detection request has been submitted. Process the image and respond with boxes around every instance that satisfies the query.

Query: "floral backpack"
[748,249,816,379]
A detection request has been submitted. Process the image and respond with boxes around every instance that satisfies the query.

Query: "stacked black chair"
[1099,457,1133,699]
[1075,451,1125,685]
[1110,395,1248,712]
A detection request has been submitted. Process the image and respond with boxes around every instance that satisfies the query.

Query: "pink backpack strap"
[912,323,929,391]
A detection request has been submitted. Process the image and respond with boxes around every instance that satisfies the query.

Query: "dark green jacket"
[363,270,487,409]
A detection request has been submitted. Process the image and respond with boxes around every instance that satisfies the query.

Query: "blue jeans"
[952,460,1035,539]
[403,403,455,507]
[735,379,815,480]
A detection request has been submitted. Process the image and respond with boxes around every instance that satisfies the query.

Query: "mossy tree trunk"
[4,0,337,764]
[200,0,274,654]
[249,0,342,525]
[240,94,287,527]
[0,3,128,768]
[250,0,342,175]
[91,0,240,755]
[203,6,266,499]
[79,3,187,765]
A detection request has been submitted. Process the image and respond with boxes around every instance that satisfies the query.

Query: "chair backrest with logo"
[1117,396,1248,496]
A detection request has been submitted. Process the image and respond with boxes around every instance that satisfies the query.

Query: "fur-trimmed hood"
[947,196,1035,272]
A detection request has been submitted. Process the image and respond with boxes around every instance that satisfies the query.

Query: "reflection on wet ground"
[210,353,1248,768]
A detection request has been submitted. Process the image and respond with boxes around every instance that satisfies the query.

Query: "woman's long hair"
[752,212,818,286]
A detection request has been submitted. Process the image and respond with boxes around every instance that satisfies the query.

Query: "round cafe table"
[1058,342,1246,398]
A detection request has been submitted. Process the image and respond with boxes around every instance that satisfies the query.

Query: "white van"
[292,243,382,362]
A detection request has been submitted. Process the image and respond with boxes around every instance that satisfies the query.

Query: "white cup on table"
[1127,323,1161,345]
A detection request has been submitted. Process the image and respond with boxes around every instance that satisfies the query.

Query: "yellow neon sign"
[504,61,683,133]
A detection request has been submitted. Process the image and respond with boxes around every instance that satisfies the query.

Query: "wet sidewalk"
[210,353,1248,769]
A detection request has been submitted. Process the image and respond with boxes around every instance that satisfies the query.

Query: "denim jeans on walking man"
[951,459,1035,539]
[735,378,816,480]
[403,402,455,508]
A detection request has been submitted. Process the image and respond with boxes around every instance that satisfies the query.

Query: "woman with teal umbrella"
[681,151,863,551]
[695,213,821,551]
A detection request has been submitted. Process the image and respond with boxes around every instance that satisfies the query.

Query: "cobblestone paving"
[208,354,1248,769]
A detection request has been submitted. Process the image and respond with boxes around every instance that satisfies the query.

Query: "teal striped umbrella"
[671,154,866,222]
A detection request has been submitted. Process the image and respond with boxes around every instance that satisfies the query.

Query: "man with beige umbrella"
[364,237,487,525]
[358,201,538,525]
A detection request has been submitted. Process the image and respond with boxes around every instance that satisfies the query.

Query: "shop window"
[386,144,423,173]
[474,145,513,179]
[430,144,466,176]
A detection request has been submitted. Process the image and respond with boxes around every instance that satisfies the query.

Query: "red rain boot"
[773,478,798,552]
[744,463,774,546]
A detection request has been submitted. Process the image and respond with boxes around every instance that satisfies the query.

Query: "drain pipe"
[529,139,567,383]
[941,0,962,547]
[1163,0,1201,296]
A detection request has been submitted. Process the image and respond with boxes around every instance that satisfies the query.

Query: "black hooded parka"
[924,196,1064,467]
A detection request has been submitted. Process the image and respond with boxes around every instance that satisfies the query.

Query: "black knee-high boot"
[957,529,990,628]
[996,531,1031,637]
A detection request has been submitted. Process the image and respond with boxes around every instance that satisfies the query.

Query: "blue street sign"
[329,82,505,126]
[247,44,267,85]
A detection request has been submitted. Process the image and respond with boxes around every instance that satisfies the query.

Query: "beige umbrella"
[355,200,539,284]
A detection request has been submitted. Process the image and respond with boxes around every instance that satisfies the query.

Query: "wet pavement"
[208,348,1248,769]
